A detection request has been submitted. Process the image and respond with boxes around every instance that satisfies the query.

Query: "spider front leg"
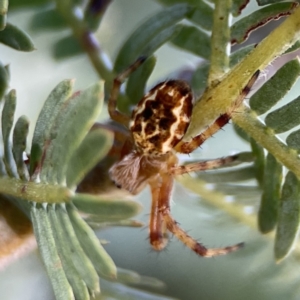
[171,154,239,175]
[108,57,146,127]
[158,174,243,257]
[175,70,260,154]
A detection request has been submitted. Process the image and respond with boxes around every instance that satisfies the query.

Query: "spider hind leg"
[157,174,243,257]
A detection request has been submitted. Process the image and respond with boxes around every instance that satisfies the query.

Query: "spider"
[108,57,259,257]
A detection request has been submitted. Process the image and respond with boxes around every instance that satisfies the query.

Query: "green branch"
[55,0,113,83]
[233,105,300,179]
[0,177,71,204]
[183,6,300,141]
[208,0,232,84]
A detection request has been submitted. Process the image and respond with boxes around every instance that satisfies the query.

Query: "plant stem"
[55,1,113,83]
[208,0,232,85]
[183,5,300,141]
[0,177,71,204]
[233,105,300,179]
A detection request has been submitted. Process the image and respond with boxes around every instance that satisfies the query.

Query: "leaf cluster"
[1,0,300,299]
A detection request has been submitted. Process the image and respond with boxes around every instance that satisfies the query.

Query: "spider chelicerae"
[108,57,259,257]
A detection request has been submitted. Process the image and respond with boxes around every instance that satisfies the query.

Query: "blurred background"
[1,1,300,299]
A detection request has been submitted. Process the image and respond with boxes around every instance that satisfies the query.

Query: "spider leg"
[149,177,168,250]
[176,70,260,154]
[171,154,238,175]
[158,174,243,257]
[108,57,146,127]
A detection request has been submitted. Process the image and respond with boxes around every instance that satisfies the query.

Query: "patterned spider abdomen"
[129,80,193,155]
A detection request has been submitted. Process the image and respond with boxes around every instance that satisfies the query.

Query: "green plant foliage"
[114,3,193,72]
[257,0,290,5]
[0,22,35,51]
[29,8,67,31]
[275,171,300,262]
[125,55,156,108]
[250,59,300,115]
[156,0,214,30]
[66,128,114,189]
[171,25,211,59]
[0,76,159,299]
[231,2,297,44]
[12,116,29,180]
[231,0,251,16]
[53,35,83,59]
[3,0,300,299]
[258,153,282,233]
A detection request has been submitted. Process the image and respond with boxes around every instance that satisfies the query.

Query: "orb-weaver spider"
[108,57,259,257]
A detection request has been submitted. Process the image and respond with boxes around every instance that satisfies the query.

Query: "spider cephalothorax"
[108,57,259,257]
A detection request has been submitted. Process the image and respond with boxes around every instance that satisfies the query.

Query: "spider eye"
[130,80,193,155]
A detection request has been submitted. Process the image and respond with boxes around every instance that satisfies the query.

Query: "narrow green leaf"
[0,60,9,101]
[9,0,50,7]
[0,22,35,51]
[233,123,250,142]
[257,0,287,5]
[2,90,18,177]
[250,59,300,115]
[258,153,282,233]
[284,40,300,54]
[30,79,74,178]
[156,0,213,30]
[274,171,300,262]
[31,205,74,300]
[231,2,297,44]
[71,193,142,221]
[48,205,90,300]
[250,138,265,188]
[114,3,193,72]
[142,24,183,60]
[171,25,211,60]
[41,82,104,184]
[191,62,209,93]
[53,35,83,59]
[29,8,66,31]
[188,5,213,31]
[67,203,117,279]
[126,56,156,107]
[66,128,113,189]
[55,204,100,293]
[231,0,250,16]
[286,129,300,152]
[12,115,30,181]
[265,94,300,133]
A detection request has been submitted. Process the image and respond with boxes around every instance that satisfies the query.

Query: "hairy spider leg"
[149,177,168,250]
[158,174,243,257]
[108,57,147,127]
[171,154,239,175]
[175,70,260,154]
